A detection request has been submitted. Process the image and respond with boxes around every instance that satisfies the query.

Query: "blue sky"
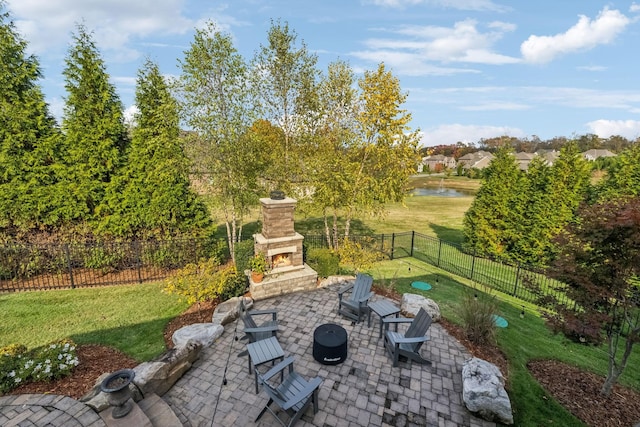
[6,0,640,146]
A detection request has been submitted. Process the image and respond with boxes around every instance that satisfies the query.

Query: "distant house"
[422,154,456,172]
[582,149,616,161]
[536,149,559,166]
[457,151,494,170]
[513,152,536,171]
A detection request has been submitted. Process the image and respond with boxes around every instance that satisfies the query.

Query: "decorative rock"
[172,323,223,348]
[318,275,355,289]
[462,357,513,425]
[80,342,202,412]
[212,296,252,325]
[401,293,441,322]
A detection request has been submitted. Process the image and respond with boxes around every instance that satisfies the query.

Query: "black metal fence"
[0,238,221,292]
[305,231,568,306]
[1,231,567,307]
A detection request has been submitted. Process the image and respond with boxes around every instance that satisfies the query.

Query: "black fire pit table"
[313,323,348,365]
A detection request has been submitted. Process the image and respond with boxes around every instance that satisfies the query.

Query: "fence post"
[390,233,395,260]
[64,244,75,289]
[437,239,442,267]
[135,240,142,283]
[470,253,476,280]
[410,231,415,257]
[513,264,521,297]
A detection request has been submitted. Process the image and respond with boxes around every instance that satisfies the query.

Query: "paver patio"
[164,284,496,427]
[0,282,497,427]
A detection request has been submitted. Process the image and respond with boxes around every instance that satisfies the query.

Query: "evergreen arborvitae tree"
[596,143,640,200]
[98,59,210,237]
[513,142,590,265]
[61,24,127,222]
[463,146,523,260]
[0,3,65,231]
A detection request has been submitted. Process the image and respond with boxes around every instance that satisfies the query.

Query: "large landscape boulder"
[401,293,441,322]
[318,275,355,289]
[172,323,224,348]
[462,357,513,425]
[211,296,252,325]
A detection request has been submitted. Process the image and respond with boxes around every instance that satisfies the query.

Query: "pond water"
[409,187,475,197]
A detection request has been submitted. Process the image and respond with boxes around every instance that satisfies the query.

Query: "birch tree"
[177,21,265,259]
[251,20,320,194]
[313,62,420,248]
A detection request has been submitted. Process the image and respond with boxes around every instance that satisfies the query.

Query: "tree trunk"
[323,208,332,250]
[601,328,637,396]
[332,211,339,250]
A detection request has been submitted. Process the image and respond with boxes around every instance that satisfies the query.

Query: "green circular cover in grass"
[492,314,508,328]
[411,281,432,291]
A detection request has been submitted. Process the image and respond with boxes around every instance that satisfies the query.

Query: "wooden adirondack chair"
[239,299,279,343]
[337,273,374,323]
[383,307,432,367]
[255,356,322,427]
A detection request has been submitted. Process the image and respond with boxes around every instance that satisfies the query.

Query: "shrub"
[337,238,381,273]
[219,266,248,301]
[0,340,79,394]
[234,239,254,273]
[306,248,339,278]
[84,245,125,273]
[163,256,246,305]
[460,292,498,346]
[163,257,222,305]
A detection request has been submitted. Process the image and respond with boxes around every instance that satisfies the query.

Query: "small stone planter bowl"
[100,369,135,418]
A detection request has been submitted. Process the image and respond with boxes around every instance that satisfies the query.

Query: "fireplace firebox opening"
[271,253,292,269]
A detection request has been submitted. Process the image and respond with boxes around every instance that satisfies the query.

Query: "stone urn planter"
[100,369,135,418]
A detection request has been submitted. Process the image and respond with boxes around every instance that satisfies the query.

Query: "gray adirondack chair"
[255,356,322,427]
[239,299,279,343]
[383,307,432,367]
[337,273,374,323]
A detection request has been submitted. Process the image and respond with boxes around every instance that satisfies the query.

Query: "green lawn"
[369,259,640,427]
[0,282,188,361]
[292,176,478,244]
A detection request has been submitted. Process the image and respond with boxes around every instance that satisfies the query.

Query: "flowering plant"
[0,339,79,393]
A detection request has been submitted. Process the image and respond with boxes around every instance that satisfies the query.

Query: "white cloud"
[365,0,508,12]
[350,49,481,75]
[460,102,530,111]
[7,0,194,55]
[419,124,525,146]
[395,19,519,64]
[586,119,640,139]
[631,3,640,13]
[521,8,630,64]
[354,19,519,73]
[577,65,607,71]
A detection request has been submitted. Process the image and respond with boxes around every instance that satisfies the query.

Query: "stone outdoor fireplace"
[250,195,318,300]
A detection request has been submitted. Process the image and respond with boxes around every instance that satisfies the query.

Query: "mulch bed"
[529,360,640,427]
[6,345,137,400]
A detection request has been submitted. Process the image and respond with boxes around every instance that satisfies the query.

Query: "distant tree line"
[423,133,637,159]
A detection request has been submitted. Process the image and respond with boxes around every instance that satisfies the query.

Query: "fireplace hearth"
[250,196,318,300]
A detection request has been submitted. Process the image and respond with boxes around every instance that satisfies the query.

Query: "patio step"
[99,393,182,427]
[138,393,183,427]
